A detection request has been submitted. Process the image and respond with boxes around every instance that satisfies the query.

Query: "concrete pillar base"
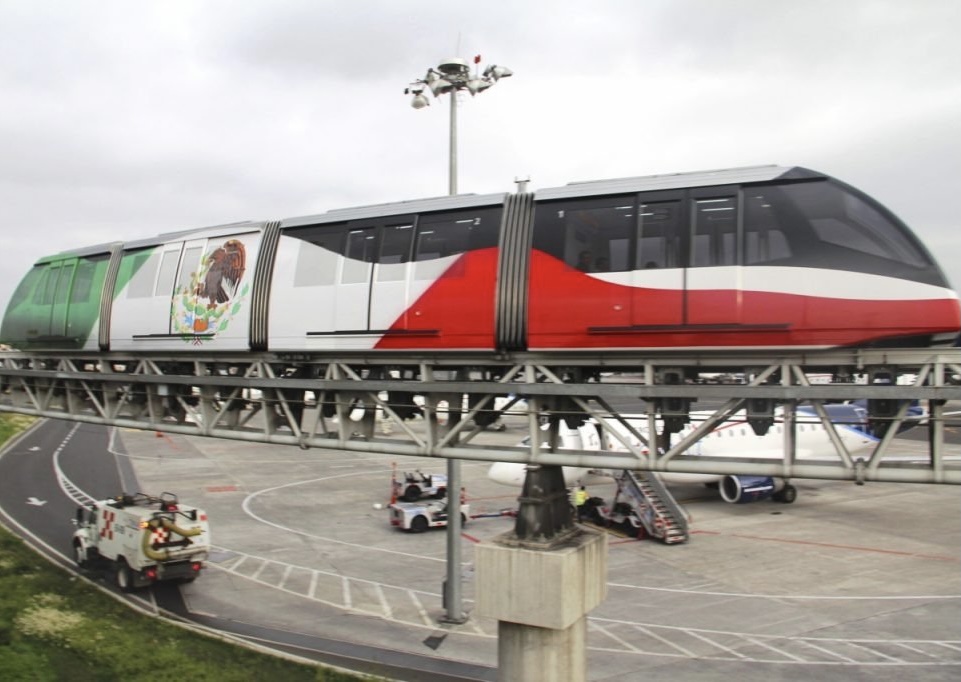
[497,617,587,682]
[475,526,607,682]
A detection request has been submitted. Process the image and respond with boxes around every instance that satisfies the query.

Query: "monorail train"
[2,165,958,354]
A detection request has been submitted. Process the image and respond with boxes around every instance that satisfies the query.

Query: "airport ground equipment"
[72,492,210,591]
[584,471,689,544]
[389,498,470,532]
[399,470,448,501]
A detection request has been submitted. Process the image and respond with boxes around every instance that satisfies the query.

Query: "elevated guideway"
[1,347,960,486]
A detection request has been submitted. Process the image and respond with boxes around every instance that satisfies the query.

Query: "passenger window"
[177,247,204,293]
[54,264,75,304]
[126,251,160,299]
[744,192,793,264]
[70,258,102,303]
[377,224,413,282]
[766,180,927,269]
[532,196,634,273]
[33,265,60,305]
[10,266,44,307]
[342,229,375,284]
[414,207,501,280]
[692,197,737,267]
[156,250,181,297]
[637,201,680,269]
[290,225,344,287]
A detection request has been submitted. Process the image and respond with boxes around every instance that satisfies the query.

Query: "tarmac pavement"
[116,416,961,681]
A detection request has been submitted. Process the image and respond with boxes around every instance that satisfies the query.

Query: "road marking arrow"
[26,497,47,506]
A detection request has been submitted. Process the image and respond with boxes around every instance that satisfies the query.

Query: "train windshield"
[746,180,930,270]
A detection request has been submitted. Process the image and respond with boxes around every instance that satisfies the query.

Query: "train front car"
[0,244,115,352]
[526,166,960,351]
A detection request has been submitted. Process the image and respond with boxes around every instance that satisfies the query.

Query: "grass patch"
[0,415,370,681]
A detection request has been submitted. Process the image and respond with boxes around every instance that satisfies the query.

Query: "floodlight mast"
[403,54,512,625]
[405,55,512,196]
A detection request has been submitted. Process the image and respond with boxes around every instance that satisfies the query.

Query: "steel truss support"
[1,348,960,485]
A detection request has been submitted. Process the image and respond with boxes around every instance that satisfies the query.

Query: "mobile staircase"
[590,470,689,544]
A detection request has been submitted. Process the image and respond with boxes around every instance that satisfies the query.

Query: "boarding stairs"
[613,470,689,544]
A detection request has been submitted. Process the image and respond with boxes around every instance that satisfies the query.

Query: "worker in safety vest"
[574,485,588,521]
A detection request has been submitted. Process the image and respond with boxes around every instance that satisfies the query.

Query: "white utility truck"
[72,492,210,591]
[389,497,470,532]
[399,470,448,501]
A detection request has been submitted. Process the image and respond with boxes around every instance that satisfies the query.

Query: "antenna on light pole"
[405,54,513,196]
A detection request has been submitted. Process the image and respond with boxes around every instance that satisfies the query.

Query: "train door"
[631,194,684,326]
[48,259,77,338]
[339,226,377,331]
[369,221,415,331]
[166,239,205,333]
[685,188,740,325]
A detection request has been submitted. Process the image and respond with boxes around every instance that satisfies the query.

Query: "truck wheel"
[73,542,88,569]
[780,484,798,504]
[115,560,134,593]
[410,516,428,533]
[403,485,421,502]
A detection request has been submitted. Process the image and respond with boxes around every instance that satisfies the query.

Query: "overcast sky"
[2,0,959,309]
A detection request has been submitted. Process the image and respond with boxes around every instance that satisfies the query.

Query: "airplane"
[488,403,887,504]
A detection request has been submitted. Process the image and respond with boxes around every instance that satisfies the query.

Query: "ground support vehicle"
[582,471,689,544]
[389,498,470,533]
[72,492,210,591]
[398,470,448,502]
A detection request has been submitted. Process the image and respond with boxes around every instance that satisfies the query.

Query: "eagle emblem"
[172,239,250,342]
[195,239,246,306]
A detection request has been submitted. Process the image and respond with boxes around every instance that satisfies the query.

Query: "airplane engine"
[719,475,782,504]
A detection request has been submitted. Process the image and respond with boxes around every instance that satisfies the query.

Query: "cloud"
[1,0,959,306]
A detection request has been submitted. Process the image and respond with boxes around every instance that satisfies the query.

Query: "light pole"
[405,55,511,624]
[405,56,512,196]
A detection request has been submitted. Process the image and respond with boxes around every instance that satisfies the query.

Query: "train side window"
[637,201,680,269]
[31,267,55,305]
[177,247,204,293]
[70,258,101,303]
[53,263,75,304]
[9,266,44,307]
[805,182,926,267]
[290,225,344,287]
[764,180,928,270]
[377,223,413,282]
[126,251,160,299]
[532,196,634,272]
[744,192,793,264]
[692,197,737,267]
[342,228,376,284]
[413,207,501,280]
[156,250,181,297]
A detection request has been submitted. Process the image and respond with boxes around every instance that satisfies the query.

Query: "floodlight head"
[465,77,493,96]
[410,93,430,109]
[428,78,454,97]
[484,64,513,81]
